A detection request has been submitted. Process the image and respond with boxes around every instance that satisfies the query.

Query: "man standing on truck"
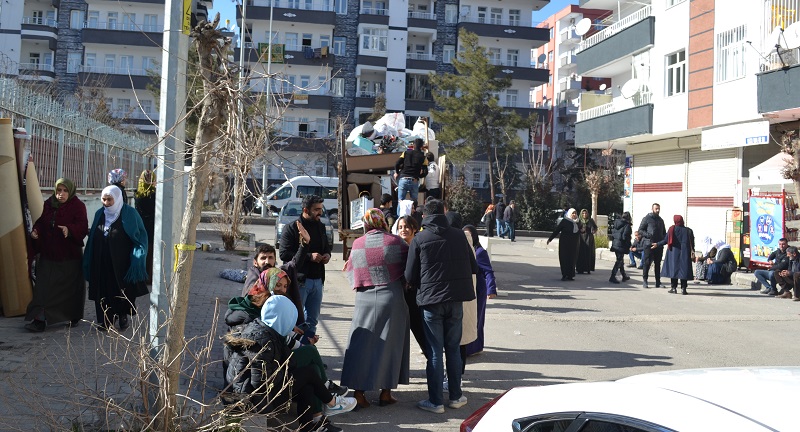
[280,195,332,340]
[395,138,429,201]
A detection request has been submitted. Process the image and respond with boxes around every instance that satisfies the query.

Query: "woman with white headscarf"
[83,185,149,331]
[547,208,581,281]
[706,240,737,285]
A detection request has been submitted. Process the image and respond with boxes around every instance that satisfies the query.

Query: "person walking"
[341,209,410,409]
[655,215,695,294]
[462,225,497,355]
[134,169,156,283]
[24,178,88,332]
[547,208,580,281]
[504,201,516,242]
[394,138,429,201]
[609,211,632,284]
[405,198,477,414]
[280,194,331,340]
[495,201,506,239]
[576,209,597,273]
[482,204,495,237]
[83,185,149,331]
[638,203,667,288]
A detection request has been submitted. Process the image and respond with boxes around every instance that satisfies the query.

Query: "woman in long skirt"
[656,215,695,294]
[576,209,597,274]
[548,208,580,281]
[341,209,410,409]
[83,185,149,331]
[24,178,88,332]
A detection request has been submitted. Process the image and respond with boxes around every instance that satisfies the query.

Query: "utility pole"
[151,0,189,348]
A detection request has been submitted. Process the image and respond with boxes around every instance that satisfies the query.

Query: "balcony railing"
[499,100,536,109]
[488,58,523,67]
[19,63,55,73]
[22,16,57,27]
[408,11,435,20]
[84,21,164,32]
[559,78,581,92]
[360,7,388,15]
[578,91,652,122]
[559,28,578,44]
[254,0,334,12]
[459,15,531,27]
[79,65,150,76]
[578,5,651,53]
[407,53,435,61]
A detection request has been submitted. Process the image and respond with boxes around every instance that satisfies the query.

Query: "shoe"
[304,416,342,432]
[353,390,370,409]
[587,271,591,275]
[118,314,130,331]
[681,288,688,295]
[443,378,449,391]
[621,275,631,282]
[637,266,643,269]
[609,277,620,284]
[793,297,800,301]
[642,281,649,289]
[378,389,397,406]
[768,290,779,296]
[324,395,357,416]
[326,380,349,396]
[760,287,771,294]
[626,264,636,268]
[448,395,468,409]
[24,320,46,332]
[561,276,567,281]
[566,277,575,281]
[779,291,793,299]
[668,288,677,294]
[655,283,662,288]
[417,399,444,414]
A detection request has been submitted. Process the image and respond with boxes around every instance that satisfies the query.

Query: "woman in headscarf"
[107,168,128,199]
[24,178,89,332]
[609,211,633,284]
[706,240,737,285]
[134,168,156,283]
[547,208,580,281]
[83,185,149,331]
[576,209,597,274]
[655,215,695,294]
[396,215,430,360]
[341,209,410,409]
[462,225,497,356]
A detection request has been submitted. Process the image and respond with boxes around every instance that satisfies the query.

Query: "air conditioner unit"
[570,18,575,25]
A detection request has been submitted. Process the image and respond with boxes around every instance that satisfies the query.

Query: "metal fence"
[0,78,153,193]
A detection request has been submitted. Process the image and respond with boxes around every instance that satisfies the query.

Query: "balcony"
[558,102,579,119]
[559,77,581,93]
[408,10,436,29]
[269,90,333,110]
[355,91,380,108]
[488,59,549,83]
[236,44,335,67]
[82,22,163,47]
[576,6,654,76]
[575,92,653,147]
[558,53,577,73]
[559,28,579,45]
[407,52,436,70]
[458,15,549,45]
[22,16,57,27]
[241,1,336,26]
[499,101,548,119]
[557,131,575,143]
[78,66,155,89]
[758,63,800,114]
[18,63,56,81]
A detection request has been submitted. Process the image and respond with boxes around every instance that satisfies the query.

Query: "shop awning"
[749,152,793,186]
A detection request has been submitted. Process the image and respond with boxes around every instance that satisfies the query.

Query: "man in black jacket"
[755,237,788,294]
[495,201,506,238]
[638,203,666,288]
[279,195,331,340]
[405,198,477,414]
[395,138,429,201]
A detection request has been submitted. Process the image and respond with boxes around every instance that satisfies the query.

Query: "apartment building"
[573,0,785,243]
[237,0,551,192]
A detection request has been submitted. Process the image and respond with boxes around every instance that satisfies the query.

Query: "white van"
[265,176,339,216]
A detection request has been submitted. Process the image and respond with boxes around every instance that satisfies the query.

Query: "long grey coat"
[660,225,695,280]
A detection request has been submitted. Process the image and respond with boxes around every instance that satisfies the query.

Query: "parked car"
[274,200,334,249]
[264,176,338,217]
[461,367,800,432]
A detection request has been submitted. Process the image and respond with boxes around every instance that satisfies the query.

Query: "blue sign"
[750,196,783,264]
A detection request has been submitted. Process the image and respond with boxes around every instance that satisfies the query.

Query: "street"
[1,223,798,431]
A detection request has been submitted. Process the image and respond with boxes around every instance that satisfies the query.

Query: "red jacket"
[32,196,88,261]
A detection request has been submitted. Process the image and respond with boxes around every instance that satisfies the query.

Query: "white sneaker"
[448,395,468,409]
[324,395,357,417]
[443,378,449,391]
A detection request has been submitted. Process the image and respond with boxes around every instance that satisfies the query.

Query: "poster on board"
[749,195,783,265]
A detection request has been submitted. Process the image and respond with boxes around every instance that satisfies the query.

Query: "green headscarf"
[135,169,156,199]
[578,208,591,224]
[50,177,76,208]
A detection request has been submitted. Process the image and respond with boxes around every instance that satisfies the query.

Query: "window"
[506,89,518,107]
[46,10,56,26]
[361,28,388,52]
[490,8,502,24]
[87,11,99,28]
[406,73,431,100]
[122,13,135,31]
[302,33,313,49]
[143,57,157,72]
[285,32,299,51]
[140,100,152,115]
[105,54,116,71]
[85,53,96,70]
[272,186,292,200]
[28,53,40,67]
[666,49,686,96]
[107,12,118,29]
[67,52,82,73]
[445,4,458,23]
[335,0,347,14]
[31,10,44,25]
[477,7,487,23]
[144,14,158,32]
[331,77,344,97]
[443,45,455,63]
[299,75,311,94]
[488,48,501,65]
[716,25,746,82]
[509,9,521,26]
[359,80,372,96]
[315,160,325,176]
[117,99,131,116]
[548,51,553,63]
[43,53,53,67]
[320,35,331,48]
[507,49,519,67]
[70,10,84,29]
[120,55,134,73]
[333,37,346,55]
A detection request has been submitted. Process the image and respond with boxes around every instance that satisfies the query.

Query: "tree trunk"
[158,16,228,429]
[485,142,497,203]
[591,191,598,223]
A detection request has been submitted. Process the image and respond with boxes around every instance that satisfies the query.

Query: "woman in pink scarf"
[655,215,695,294]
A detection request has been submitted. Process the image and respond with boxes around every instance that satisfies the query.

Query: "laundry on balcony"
[313,46,329,58]
[304,47,314,59]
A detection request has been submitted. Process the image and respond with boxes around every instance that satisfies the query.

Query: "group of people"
[222,195,498,431]
[752,238,800,300]
[481,200,517,241]
[24,168,156,333]
[546,208,598,281]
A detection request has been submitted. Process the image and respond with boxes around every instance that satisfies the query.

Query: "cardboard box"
[346,152,398,172]
[347,183,359,203]
[347,173,379,184]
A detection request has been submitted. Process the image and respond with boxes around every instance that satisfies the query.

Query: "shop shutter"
[631,150,686,225]
[686,148,738,244]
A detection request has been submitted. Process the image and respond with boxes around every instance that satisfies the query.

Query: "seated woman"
[694,247,716,283]
[706,243,737,284]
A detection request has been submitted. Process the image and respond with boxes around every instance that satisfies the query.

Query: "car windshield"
[281,202,329,221]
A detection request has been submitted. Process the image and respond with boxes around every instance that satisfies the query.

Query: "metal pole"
[83,133,90,192]
[151,0,189,350]
[56,128,65,179]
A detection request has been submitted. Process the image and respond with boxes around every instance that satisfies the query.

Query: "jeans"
[506,221,515,240]
[299,278,324,338]
[421,301,463,406]
[754,269,775,291]
[496,219,505,237]
[397,177,419,201]
[628,250,642,266]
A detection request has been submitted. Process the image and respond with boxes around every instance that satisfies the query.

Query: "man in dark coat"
[504,201,516,242]
[609,212,632,284]
[395,138,429,201]
[495,201,506,238]
[638,203,666,288]
[754,237,788,295]
[405,198,477,414]
[775,247,800,299]
[279,195,331,340]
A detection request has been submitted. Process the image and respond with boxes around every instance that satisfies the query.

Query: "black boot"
[620,269,630,282]
[681,287,688,295]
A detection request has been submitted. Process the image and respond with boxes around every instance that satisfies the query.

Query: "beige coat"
[460,232,478,345]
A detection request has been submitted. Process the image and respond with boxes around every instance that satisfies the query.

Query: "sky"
[210,0,579,33]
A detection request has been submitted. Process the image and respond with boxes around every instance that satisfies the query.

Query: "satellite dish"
[537,53,547,64]
[620,79,640,99]
[575,18,592,36]
[599,83,607,91]
[769,26,784,50]
[784,21,800,49]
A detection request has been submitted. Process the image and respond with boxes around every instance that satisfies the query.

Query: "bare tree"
[781,129,800,199]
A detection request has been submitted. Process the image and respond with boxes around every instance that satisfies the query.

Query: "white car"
[462,367,800,432]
